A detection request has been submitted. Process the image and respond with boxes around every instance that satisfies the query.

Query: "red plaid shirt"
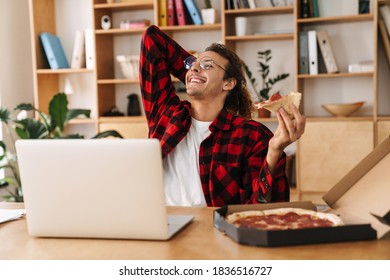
[140,25,289,206]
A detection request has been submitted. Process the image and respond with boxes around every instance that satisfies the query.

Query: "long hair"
[205,43,254,119]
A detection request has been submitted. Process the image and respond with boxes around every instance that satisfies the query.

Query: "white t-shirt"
[163,118,212,206]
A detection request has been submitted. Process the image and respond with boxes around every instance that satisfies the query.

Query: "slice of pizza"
[225,207,343,230]
[255,92,302,119]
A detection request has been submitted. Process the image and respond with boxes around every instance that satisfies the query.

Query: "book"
[311,0,320,17]
[175,0,187,25]
[120,19,151,29]
[167,0,176,26]
[183,0,203,25]
[158,0,168,26]
[308,30,318,75]
[39,32,69,69]
[316,30,339,73]
[301,0,310,18]
[226,0,233,10]
[84,28,95,69]
[70,30,85,69]
[298,31,309,74]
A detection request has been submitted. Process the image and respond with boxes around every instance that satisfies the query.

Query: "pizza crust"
[226,207,344,230]
[255,92,302,118]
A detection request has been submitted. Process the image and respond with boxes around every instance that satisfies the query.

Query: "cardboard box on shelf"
[214,136,390,247]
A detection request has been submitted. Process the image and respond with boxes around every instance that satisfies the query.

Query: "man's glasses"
[184,56,226,72]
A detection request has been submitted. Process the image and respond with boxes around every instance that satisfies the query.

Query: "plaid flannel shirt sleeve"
[139,25,190,127]
[238,127,289,204]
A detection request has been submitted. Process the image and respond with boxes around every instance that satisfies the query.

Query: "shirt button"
[164,147,170,153]
[265,183,269,189]
[261,177,266,182]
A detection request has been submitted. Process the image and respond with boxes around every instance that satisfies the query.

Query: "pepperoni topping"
[269,93,282,101]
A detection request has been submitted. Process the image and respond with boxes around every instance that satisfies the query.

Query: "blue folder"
[39,32,70,69]
[183,0,203,25]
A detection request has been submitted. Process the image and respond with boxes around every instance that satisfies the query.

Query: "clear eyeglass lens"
[184,56,214,70]
[184,56,197,70]
[200,59,212,70]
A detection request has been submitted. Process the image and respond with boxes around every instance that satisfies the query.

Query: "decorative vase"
[257,108,271,118]
[127,93,141,116]
[201,8,217,24]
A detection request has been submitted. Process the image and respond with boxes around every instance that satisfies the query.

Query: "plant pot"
[201,8,217,24]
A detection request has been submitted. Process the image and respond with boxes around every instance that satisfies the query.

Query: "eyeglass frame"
[184,56,227,72]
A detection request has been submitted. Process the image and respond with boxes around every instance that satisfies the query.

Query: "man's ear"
[223,78,237,91]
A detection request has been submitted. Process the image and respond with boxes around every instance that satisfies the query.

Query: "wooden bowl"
[321,102,365,117]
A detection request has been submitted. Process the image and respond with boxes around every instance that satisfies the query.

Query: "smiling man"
[139,25,305,207]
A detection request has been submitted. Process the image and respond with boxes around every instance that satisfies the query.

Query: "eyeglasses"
[184,56,227,72]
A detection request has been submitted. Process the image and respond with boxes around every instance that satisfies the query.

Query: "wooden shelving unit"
[293,0,382,203]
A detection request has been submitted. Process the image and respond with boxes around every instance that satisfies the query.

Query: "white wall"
[0,0,34,111]
[0,0,34,198]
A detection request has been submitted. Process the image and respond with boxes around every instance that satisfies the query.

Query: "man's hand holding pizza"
[262,92,306,175]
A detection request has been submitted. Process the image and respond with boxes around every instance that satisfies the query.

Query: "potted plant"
[245,49,290,117]
[201,0,217,24]
[0,92,123,202]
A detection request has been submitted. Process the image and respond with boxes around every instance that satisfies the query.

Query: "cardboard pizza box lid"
[323,136,390,238]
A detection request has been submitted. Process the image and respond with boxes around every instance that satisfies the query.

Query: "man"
[140,25,305,207]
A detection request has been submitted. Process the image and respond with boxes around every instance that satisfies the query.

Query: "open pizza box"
[213,136,390,247]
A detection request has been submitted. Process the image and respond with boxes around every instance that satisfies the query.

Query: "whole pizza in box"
[225,208,343,230]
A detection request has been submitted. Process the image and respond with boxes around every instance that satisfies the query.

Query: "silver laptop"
[15,139,193,240]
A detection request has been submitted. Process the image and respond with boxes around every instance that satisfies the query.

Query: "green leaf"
[0,108,10,123]
[49,93,68,132]
[14,119,48,139]
[15,103,36,111]
[92,130,124,139]
[14,126,29,139]
[66,109,91,122]
[0,140,6,153]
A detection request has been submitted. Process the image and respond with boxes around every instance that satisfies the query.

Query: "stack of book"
[298,30,339,75]
[40,29,95,70]
[159,0,203,26]
[300,0,320,18]
[226,0,256,10]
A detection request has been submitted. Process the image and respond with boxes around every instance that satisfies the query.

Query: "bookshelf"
[294,0,383,203]
[28,0,98,137]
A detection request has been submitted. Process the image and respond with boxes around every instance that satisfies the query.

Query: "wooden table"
[1,203,389,260]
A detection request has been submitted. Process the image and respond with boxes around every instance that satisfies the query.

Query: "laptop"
[15,138,193,240]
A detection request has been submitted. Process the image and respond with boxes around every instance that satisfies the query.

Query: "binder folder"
[159,0,168,26]
[84,29,95,69]
[299,31,309,74]
[175,0,187,25]
[39,32,69,69]
[183,0,203,25]
[308,30,318,75]
[71,30,85,69]
[167,0,176,26]
[317,30,339,73]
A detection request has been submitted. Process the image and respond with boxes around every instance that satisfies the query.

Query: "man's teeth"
[190,77,204,83]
